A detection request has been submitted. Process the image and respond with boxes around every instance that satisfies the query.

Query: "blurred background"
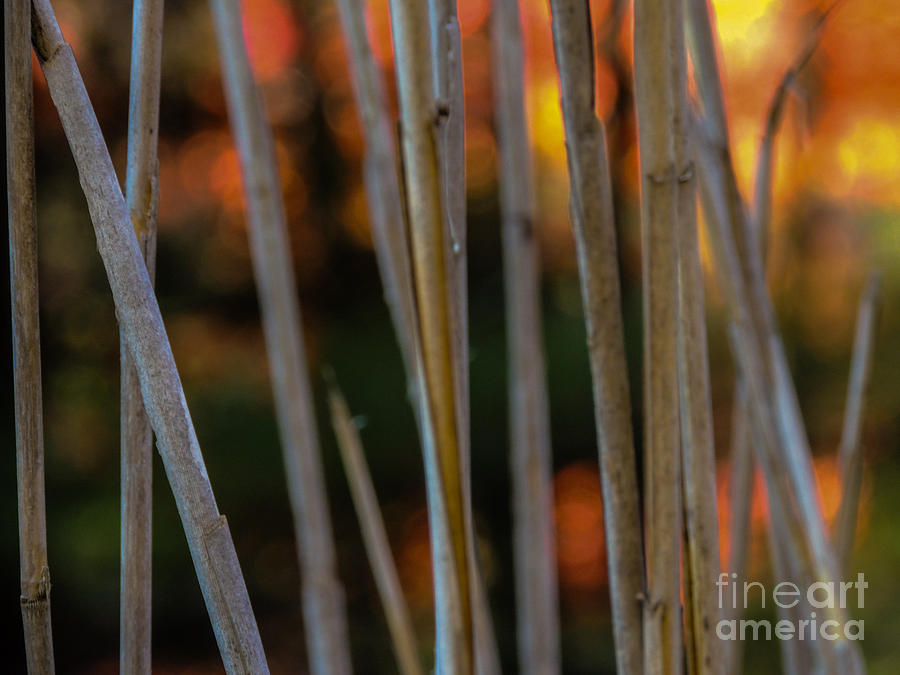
[1,0,898,672]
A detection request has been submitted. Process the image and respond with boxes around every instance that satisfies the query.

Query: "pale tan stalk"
[694,129,862,673]
[207,2,351,673]
[835,274,880,574]
[547,1,644,672]
[334,0,418,373]
[387,1,473,672]
[120,1,163,672]
[30,3,268,671]
[670,1,721,671]
[491,1,559,673]
[7,0,55,670]
[326,380,424,675]
[634,2,683,672]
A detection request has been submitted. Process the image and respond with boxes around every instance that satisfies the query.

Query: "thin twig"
[387,1,474,672]
[30,3,268,671]
[547,1,644,672]
[325,376,424,675]
[120,0,163,671]
[206,2,352,673]
[8,0,55,670]
[633,1,683,672]
[835,274,880,575]
[491,1,559,673]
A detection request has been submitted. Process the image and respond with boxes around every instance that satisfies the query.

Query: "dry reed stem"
[120,1,163,671]
[669,1,722,671]
[7,0,55,670]
[687,4,864,671]
[334,0,418,375]
[634,1,683,672]
[326,378,425,675]
[835,274,880,574]
[30,2,268,671]
[387,1,473,672]
[207,2,352,673]
[491,1,559,673]
[547,1,644,672]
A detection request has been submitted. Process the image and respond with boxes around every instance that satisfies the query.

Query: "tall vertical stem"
[547,1,645,672]
[670,0,721,671]
[120,0,163,671]
[207,2,352,673]
[7,0,55,670]
[491,1,559,673]
[633,1,683,672]
[388,1,473,672]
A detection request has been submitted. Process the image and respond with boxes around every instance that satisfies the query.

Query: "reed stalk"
[687,4,864,671]
[387,1,474,672]
[207,2,352,673]
[669,1,722,671]
[633,1,683,672]
[7,0,55,670]
[835,274,880,574]
[326,378,424,675]
[30,2,268,671]
[547,1,644,672]
[491,1,559,673]
[120,1,163,671]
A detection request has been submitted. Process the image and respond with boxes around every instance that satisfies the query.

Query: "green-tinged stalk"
[326,379,425,675]
[207,2,352,673]
[30,2,268,671]
[835,274,880,574]
[8,0,55,670]
[491,1,559,674]
[387,1,474,672]
[120,0,163,672]
[547,1,644,672]
[634,1,683,672]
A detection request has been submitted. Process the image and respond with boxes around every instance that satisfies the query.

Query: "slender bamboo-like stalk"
[427,4,502,672]
[547,1,644,672]
[835,274,880,575]
[8,0,55,670]
[387,2,473,672]
[30,3,268,671]
[670,1,721,671]
[491,1,559,673]
[326,378,425,675]
[206,2,352,673]
[120,1,163,672]
[634,2,683,672]
[334,0,417,374]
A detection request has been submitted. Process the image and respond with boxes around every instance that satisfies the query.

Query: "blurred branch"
[491,1,560,674]
[30,2,268,671]
[547,1,644,672]
[207,1,353,673]
[835,274,881,574]
[7,0,55,669]
[120,0,163,671]
[325,377,424,675]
